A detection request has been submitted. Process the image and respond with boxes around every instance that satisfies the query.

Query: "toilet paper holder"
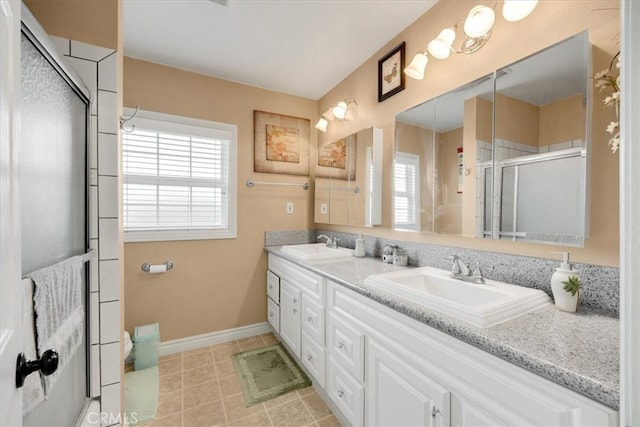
[141,261,174,273]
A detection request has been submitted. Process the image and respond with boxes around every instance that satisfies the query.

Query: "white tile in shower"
[89,115,98,169]
[70,40,114,62]
[90,344,101,397]
[99,218,119,260]
[98,133,118,176]
[91,292,100,345]
[49,35,70,56]
[100,342,120,385]
[98,53,117,92]
[90,186,98,240]
[100,301,121,344]
[98,90,118,134]
[65,56,97,95]
[98,176,118,218]
[99,260,120,302]
[100,382,121,426]
[90,239,99,293]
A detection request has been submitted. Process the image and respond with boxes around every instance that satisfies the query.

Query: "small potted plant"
[556,276,582,313]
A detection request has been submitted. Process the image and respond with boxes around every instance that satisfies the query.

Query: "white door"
[279,280,301,357]
[0,0,22,425]
[366,339,451,427]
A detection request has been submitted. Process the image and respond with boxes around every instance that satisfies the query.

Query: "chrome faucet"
[447,255,485,284]
[317,234,338,248]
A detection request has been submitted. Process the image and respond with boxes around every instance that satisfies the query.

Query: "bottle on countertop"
[550,252,581,313]
[354,235,365,258]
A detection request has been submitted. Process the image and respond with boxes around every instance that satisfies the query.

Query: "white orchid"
[594,51,621,153]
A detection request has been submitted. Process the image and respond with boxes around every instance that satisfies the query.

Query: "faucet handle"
[472,262,485,284]
[333,237,340,249]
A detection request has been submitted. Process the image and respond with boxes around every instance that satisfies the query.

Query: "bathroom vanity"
[265,247,618,426]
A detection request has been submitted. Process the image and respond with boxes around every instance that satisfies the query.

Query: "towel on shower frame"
[27,255,85,396]
[22,277,45,414]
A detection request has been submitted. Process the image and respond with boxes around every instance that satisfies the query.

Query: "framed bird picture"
[378,42,405,102]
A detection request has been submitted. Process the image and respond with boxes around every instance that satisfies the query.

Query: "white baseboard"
[159,322,273,356]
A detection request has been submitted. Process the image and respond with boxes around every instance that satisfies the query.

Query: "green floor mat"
[125,366,159,425]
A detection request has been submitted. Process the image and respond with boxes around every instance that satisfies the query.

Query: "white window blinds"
[394,152,420,231]
[122,110,237,242]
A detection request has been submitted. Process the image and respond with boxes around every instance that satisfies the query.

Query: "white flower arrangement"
[594,52,621,153]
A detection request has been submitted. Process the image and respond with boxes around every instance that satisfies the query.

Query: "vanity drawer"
[302,297,325,345]
[267,296,280,333]
[268,255,324,302]
[301,332,325,388]
[327,356,364,427]
[267,270,280,302]
[327,311,364,382]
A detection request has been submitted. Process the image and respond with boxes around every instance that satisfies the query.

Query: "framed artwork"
[254,110,310,176]
[378,42,406,102]
[316,134,356,180]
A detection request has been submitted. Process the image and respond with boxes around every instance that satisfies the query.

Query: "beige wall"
[123,58,317,340]
[435,128,463,235]
[318,0,620,267]
[540,94,586,146]
[24,0,119,50]
[496,94,540,146]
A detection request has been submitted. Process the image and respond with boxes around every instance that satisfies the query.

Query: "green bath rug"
[125,366,159,425]
[231,342,311,406]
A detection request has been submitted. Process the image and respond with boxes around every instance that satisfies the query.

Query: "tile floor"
[133,332,341,427]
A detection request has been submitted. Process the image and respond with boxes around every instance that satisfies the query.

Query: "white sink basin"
[280,243,354,264]
[364,267,551,327]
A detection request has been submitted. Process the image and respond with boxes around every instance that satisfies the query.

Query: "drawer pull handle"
[306,355,312,361]
[431,407,441,419]
[337,390,345,398]
[338,342,345,350]
[307,316,313,323]
[293,298,298,303]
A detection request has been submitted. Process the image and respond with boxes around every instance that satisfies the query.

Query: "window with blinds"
[394,152,420,231]
[122,109,237,242]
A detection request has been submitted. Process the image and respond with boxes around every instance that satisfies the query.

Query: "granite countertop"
[265,246,620,409]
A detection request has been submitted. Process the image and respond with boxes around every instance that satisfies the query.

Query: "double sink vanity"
[265,242,618,427]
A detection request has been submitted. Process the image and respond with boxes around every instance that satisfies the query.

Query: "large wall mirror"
[394,31,590,246]
[315,127,382,227]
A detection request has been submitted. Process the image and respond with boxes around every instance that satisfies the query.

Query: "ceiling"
[123,0,437,100]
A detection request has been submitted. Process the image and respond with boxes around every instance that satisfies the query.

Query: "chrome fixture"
[317,234,334,248]
[315,98,358,133]
[404,1,539,80]
[447,255,485,284]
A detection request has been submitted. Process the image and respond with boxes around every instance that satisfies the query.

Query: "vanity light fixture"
[404,1,538,80]
[502,0,538,22]
[314,98,358,132]
[404,52,429,80]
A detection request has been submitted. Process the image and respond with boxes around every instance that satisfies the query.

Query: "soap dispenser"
[550,252,581,313]
[354,235,365,258]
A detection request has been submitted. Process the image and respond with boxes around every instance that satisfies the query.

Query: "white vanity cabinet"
[268,254,327,387]
[326,279,618,427]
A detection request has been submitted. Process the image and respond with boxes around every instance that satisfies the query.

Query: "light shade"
[464,5,495,38]
[332,101,347,120]
[345,101,359,121]
[428,27,456,59]
[404,52,429,80]
[314,117,328,132]
[502,0,538,22]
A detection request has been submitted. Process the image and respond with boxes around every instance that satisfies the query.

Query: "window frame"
[393,151,421,231]
[122,108,237,242]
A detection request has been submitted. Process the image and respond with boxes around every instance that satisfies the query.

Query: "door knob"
[16,349,59,388]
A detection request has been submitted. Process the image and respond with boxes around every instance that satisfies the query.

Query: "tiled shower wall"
[50,36,122,424]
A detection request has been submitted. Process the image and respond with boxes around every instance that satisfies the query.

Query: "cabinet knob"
[307,316,313,323]
[293,298,298,303]
[337,390,344,398]
[306,355,312,361]
[431,407,441,419]
[338,342,345,350]
[293,309,298,314]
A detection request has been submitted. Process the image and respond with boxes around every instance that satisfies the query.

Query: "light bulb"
[502,0,538,22]
[333,101,347,120]
[404,52,429,80]
[464,5,495,38]
[428,27,456,59]
[314,117,328,132]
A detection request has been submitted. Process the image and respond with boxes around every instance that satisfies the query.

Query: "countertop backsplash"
[265,229,620,315]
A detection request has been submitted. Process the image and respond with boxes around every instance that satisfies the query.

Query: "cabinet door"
[367,339,450,427]
[280,279,301,357]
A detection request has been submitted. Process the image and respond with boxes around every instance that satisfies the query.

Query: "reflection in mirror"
[485,31,589,245]
[394,75,494,235]
[314,127,382,226]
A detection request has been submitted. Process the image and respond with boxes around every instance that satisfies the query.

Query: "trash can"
[133,322,160,371]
